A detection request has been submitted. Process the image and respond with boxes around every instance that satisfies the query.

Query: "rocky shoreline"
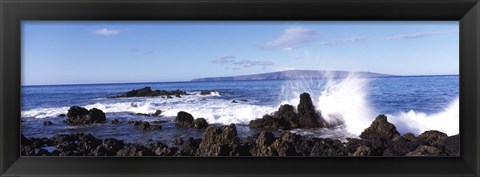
[21,90,459,157]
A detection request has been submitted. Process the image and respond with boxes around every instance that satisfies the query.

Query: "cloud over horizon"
[211,56,274,70]
[261,26,317,50]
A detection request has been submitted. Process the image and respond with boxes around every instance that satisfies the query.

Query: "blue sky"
[22,21,459,85]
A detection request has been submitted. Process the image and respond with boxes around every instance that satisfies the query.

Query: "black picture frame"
[1,0,479,176]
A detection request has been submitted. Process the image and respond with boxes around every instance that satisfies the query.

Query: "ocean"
[21,75,459,145]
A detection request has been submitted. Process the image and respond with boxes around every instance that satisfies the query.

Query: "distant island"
[191,70,396,82]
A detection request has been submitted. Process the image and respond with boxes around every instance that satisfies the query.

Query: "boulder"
[417,130,448,146]
[249,114,288,130]
[173,138,184,145]
[109,87,187,98]
[406,145,445,156]
[117,144,155,156]
[443,135,460,156]
[196,124,240,156]
[65,106,106,125]
[352,146,371,156]
[297,93,320,128]
[274,104,299,129]
[359,115,400,140]
[180,137,202,156]
[194,118,209,129]
[175,111,195,127]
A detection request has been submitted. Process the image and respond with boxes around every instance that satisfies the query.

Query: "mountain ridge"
[191,70,396,82]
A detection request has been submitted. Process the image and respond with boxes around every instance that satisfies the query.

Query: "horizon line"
[23,73,459,87]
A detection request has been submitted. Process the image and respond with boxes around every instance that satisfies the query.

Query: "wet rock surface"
[65,106,106,125]
[109,87,187,98]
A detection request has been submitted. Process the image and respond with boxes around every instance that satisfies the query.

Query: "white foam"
[387,97,459,136]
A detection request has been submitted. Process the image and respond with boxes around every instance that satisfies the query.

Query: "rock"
[406,145,445,156]
[65,106,106,125]
[360,115,400,140]
[175,111,195,127]
[117,144,155,156]
[274,104,299,129]
[352,146,371,156]
[249,114,288,130]
[200,90,215,95]
[180,137,202,156]
[109,87,187,98]
[231,100,238,103]
[43,121,54,126]
[58,114,66,117]
[357,115,401,156]
[417,130,448,146]
[250,131,277,156]
[240,99,248,102]
[94,138,124,156]
[196,124,240,156]
[194,118,209,129]
[111,119,120,124]
[308,138,348,156]
[173,138,184,145]
[153,110,162,116]
[443,135,460,156]
[297,93,319,128]
[129,121,162,130]
[148,142,177,156]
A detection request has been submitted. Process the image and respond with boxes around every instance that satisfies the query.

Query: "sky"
[22,21,459,85]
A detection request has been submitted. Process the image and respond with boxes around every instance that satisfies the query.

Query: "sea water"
[21,75,459,145]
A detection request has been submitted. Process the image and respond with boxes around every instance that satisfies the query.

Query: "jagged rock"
[352,146,371,156]
[65,106,106,125]
[94,138,125,156]
[180,137,201,156]
[360,115,400,140]
[194,118,209,129]
[297,93,319,128]
[443,135,460,156]
[128,121,162,130]
[231,100,238,103]
[173,138,184,145]
[117,144,155,156]
[196,124,240,156]
[274,104,300,129]
[58,114,66,117]
[175,111,195,127]
[148,142,177,156]
[153,110,162,116]
[109,87,187,98]
[406,145,445,156]
[249,114,288,130]
[417,130,448,146]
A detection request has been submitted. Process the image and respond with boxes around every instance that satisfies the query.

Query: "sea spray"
[387,97,459,136]
[316,73,374,135]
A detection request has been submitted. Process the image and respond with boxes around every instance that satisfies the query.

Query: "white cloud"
[385,29,458,40]
[262,26,317,50]
[234,60,274,69]
[210,56,236,64]
[93,28,121,36]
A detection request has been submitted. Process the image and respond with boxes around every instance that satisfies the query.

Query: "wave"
[277,72,458,136]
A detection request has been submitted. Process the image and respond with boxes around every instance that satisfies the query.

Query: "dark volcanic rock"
[109,87,187,98]
[443,135,460,156]
[358,115,400,156]
[231,100,238,103]
[175,111,195,127]
[417,130,448,146]
[65,106,106,125]
[406,145,445,156]
[117,144,155,156]
[352,146,371,156]
[58,114,66,117]
[360,115,400,140]
[196,124,240,156]
[129,121,162,130]
[249,114,288,130]
[274,104,300,129]
[200,90,217,95]
[180,137,202,156]
[173,138,184,145]
[194,118,209,129]
[94,138,125,156]
[297,93,319,128]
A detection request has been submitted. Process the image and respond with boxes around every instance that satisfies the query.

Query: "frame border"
[1,0,479,176]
